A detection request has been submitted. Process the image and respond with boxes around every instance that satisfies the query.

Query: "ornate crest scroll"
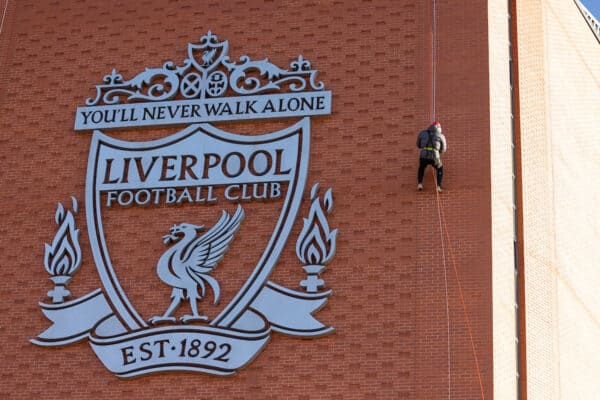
[75,31,331,130]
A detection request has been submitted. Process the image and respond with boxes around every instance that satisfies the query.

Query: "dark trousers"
[418,158,443,187]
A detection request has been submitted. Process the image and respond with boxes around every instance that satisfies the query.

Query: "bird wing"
[182,205,245,274]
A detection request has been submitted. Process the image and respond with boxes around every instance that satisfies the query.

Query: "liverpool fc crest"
[31,32,336,377]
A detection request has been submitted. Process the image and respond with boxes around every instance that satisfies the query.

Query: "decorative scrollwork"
[85,32,326,106]
[86,64,180,105]
[224,56,287,95]
[290,55,311,71]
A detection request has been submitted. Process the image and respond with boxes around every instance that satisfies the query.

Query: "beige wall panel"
[515,0,559,398]
[488,0,518,399]
[544,0,600,398]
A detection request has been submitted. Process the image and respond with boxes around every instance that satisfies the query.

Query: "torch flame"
[296,185,337,265]
[44,202,82,277]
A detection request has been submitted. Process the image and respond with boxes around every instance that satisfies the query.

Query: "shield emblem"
[85,119,310,332]
[32,31,335,378]
[187,32,229,73]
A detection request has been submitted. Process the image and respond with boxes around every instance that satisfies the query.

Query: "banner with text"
[75,92,331,130]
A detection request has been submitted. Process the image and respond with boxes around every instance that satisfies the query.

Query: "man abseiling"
[416,120,446,193]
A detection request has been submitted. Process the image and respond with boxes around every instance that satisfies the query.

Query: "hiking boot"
[417,183,423,191]
[437,186,443,193]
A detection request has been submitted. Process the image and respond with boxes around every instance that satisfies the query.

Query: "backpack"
[422,131,442,167]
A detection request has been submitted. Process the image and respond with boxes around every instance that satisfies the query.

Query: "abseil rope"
[430,1,484,397]
[430,1,451,399]
[434,173,451,400]
[433,171,486,399]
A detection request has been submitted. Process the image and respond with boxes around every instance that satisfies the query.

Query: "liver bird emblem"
[201,48,217,67]
[149,205,244,324]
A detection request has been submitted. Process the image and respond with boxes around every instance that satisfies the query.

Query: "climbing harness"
[424,131,436,153]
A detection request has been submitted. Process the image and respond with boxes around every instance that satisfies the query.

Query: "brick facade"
[0,1,597,399]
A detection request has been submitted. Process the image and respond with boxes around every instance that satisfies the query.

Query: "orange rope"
[430,1,451,398]
[429,0,483,396]
[432,169,486,399]
[432,173,451,399]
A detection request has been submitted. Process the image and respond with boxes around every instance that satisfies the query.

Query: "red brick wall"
[0,1,494,398]
[414,1,493,399]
